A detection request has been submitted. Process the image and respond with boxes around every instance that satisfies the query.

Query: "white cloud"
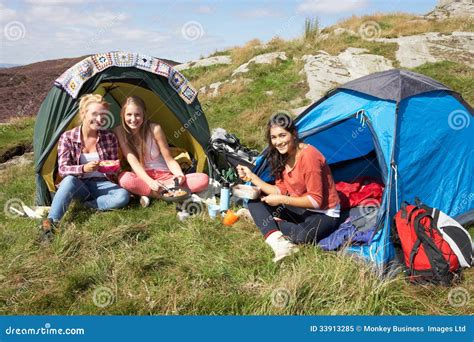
[0,3,17,23]
[297,0,368,14]
[86,11,129,28]
[238,9,283,18]
[195,5,213,14]
[25,5,73,23]
[25,0,90,5]
[112,27,169,42]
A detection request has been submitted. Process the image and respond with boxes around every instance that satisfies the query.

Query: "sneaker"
[265,231,299,262]
[38,218,58,244]
[140,196,150,208]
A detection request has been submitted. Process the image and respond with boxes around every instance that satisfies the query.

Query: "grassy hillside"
[0,13,473,315]
[1,163,472,315]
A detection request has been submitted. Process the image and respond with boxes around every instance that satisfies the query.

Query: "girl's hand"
[237,165,253,181]
[148,179,162,192]
[261,194,286,206]
[83,161,99,173]
[176,175,185,186]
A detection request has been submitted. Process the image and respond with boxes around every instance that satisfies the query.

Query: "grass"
[1,162,472,315]
[304,18,320,42]
[412,61,474,105]
[335,13,473,38]
[200,58,308,150]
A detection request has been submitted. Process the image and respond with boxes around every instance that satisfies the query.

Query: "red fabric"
[335,177,384,209]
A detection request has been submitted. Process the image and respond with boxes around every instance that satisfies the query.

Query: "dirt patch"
[0,143,33,163]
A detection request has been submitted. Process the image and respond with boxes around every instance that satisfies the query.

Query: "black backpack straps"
[432,208,440,225]
[407,206,422,223]
[400,202,409,219]
[409,239,422,275]
[414,197,423,207]
[412,212,450,283]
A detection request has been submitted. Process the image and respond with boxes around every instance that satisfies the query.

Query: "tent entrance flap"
[301,115,383,184]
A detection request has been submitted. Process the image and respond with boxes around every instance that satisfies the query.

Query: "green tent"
[34,52,210,205]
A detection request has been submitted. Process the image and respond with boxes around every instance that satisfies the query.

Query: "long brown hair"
[266,112,301,180]
[120,96,152,165]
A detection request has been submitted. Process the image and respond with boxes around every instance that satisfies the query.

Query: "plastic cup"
[207,204,220,219]
[222,210,239,226]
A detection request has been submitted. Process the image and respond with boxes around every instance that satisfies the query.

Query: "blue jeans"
[48,175,130,221]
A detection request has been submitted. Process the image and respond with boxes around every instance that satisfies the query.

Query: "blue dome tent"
[253,69,474,267]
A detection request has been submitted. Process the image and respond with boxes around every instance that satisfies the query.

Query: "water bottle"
[220,182,230,214]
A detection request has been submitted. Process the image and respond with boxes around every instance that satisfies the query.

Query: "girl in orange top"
[237,113,340,262]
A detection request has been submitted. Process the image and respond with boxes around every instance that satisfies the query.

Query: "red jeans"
[119,169,208,196]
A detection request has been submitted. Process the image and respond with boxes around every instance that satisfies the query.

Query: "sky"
[0,0,439,65]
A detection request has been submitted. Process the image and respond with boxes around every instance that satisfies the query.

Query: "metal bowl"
[161,187,191,203]
[232,184,261,200]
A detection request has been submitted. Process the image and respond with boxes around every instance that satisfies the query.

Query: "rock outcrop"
[175,55,232,71]
[232,52,287,76]
[301,48,393,101]
[425,0,474,20]
[376,32,474,68]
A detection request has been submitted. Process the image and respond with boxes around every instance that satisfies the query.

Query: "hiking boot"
[140,196,151,208]
[38,218,59,244]
[265,231,299,262]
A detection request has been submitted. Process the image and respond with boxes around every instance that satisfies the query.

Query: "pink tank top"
[144,134,169,171]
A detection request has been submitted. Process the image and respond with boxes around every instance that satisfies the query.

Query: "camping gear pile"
[207,128,259,183]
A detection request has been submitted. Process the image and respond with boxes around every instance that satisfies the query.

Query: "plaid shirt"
[57,126,119,182]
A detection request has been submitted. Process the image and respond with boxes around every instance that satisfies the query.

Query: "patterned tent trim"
[54,52,197,104]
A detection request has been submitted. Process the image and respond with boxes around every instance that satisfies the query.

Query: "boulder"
[425,0,474,20]
[301,48,393,101]
[232,52,287,76]
[175,55,232,71]
[376,32,474,68]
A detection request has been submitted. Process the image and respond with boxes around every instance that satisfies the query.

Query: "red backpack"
[393,201,463,285]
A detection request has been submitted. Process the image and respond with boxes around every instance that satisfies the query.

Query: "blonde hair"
[78,94,110,119]
[120,96,153,165]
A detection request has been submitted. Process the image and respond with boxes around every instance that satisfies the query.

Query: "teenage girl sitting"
[40,94,130,242]
[116,96,208,207]
[237,113,340,262]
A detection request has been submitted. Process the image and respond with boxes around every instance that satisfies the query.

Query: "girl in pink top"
[116,96,208,207]
[237,113,340,262]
